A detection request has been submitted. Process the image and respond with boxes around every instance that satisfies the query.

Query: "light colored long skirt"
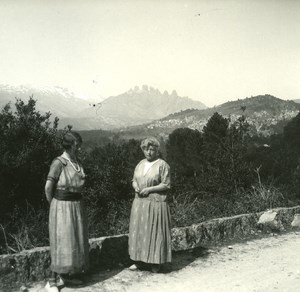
[128,197,172,264]
[49,198,89,274]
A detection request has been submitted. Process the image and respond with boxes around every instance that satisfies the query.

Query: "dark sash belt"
[54,190,82,201]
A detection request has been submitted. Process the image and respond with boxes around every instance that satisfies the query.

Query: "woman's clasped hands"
[136,187,151,197]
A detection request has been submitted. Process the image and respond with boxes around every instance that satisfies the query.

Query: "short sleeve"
[160,161,171,189]
[132,160,143,183]
[47,159,63,183]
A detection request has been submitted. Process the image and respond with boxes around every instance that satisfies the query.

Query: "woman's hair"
[140,137,160,151]
[61,131,82,150]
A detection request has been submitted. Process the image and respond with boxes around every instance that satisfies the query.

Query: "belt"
[54,190,82,201]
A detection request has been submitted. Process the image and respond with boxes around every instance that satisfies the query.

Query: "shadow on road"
[55,246,211,290]
[163,246,211,273]
[58,267,124,290]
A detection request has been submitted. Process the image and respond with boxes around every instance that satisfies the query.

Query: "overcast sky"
[0,0,299,107]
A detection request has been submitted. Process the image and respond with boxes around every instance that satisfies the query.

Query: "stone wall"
[172,206,300,251]
[1,206,300,289]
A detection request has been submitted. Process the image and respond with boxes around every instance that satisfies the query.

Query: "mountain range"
[59,85,206,129]
[0,84,92,118]
[119,94,300,139]
[0,84,206,130]
[1,85,299,137]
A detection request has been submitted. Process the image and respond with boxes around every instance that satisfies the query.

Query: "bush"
[81,139,143,238]
[0,204,48,254]
[169,182,291,228]
[0,97,60,219]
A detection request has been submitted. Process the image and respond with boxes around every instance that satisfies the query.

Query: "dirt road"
[27,231,300,292]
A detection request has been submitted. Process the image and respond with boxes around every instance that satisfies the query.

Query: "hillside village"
[146,95,300,136]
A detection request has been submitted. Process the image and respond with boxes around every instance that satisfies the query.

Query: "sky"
[0,0,299,107]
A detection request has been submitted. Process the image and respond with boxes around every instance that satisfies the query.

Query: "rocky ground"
[20,231,300,292]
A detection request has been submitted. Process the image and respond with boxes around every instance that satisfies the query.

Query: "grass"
[87,200,131,238]
[0,182,299,255]
[0,203,49,254]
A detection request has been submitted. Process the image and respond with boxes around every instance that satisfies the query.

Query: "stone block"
[171,227,189,251]
[291,214,300,227]
[257,210,283,232]
[275,207,300,227]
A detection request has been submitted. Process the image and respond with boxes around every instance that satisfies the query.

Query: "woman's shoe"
[61,276,83,286]
[128,264,139,271]
[151,264,161,273]
[45,281,59,292]
[56,275,65,287]
[60,274,84,286]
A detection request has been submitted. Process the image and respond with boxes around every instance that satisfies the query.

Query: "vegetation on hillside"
[78,95,300,145]
[141,94,300,136]
[0,98,300,254]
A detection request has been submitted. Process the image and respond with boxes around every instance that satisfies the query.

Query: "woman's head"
[140,137,160,161]
[61,131,82,154]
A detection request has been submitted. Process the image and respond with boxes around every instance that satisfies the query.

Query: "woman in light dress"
[128,137,172,273]
[45,131,89,291]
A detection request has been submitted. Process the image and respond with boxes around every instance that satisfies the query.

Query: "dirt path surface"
[27,231,300,292]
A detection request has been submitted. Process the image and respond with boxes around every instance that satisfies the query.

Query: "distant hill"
[0,84,92,119]
[3,86,293,137]
[0,84,206,130]
[60,85,207,130]
[118,95,300,138]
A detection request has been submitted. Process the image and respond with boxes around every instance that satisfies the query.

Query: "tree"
[0,97,60,218]
[200,113,254,195]
[283,112,300,152]
[166,128,203,179]
[202,112,229,146]
[82,139,143,223]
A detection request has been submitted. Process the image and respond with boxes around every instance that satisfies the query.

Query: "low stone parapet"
[171,212,260,251]
[291,213,300,227]
[1,206,300,289]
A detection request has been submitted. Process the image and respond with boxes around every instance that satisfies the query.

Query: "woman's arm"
[140,161,171,197]
[132,180,140,193]
[45,158,62,204]
[139,183,169,196]
[45,180,55,203]
[132,162,141,193]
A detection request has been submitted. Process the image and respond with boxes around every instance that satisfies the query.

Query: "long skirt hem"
[49,198,90,274]
[128,198,172,265]
[129,255,172,265]
[50,264,89,275]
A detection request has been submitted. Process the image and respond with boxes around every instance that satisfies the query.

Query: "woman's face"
[143,145,158,161]
[71,141,82,157]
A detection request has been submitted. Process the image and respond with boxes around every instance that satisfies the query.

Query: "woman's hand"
[45,180,55,204]
[140,187,151,197]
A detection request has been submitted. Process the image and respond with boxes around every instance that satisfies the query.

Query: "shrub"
[0,204,48,254]
[0,97,60,220]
